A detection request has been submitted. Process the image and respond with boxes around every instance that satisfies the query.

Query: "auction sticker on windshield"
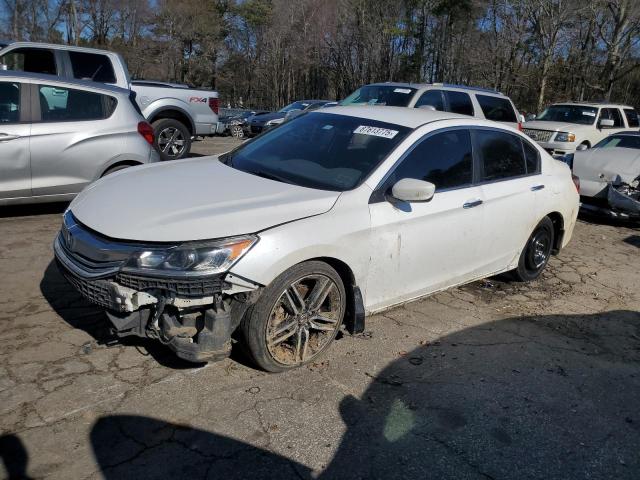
[354,126,399,139]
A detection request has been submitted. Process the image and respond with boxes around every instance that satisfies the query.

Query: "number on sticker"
[354,126,399,139]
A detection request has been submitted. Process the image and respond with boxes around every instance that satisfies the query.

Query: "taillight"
[208,97,219,115]
[571,174,580,193]
[137,121,154,145]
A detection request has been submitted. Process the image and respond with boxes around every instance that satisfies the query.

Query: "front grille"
[116,273,228,297]
[57,260,124,311]
[523,128,554,143]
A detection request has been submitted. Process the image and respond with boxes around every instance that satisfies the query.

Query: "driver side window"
[388,129,473,191]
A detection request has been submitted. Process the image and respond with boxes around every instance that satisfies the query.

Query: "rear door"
[474,128,541,274]
[0,80,31,200]
[29,83,119,196]
[443,90,475,118]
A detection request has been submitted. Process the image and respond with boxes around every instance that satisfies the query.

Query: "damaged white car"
[571,132,640,219]
[54,107,579,371]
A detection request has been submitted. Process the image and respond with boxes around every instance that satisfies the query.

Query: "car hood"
[250,112,285,124]
[524,120,592,132]
[70,157,340,242]
[573,147,640,184]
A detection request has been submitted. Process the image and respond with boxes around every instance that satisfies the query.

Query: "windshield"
[224,112,411,191]
[340,85,417,107]
[594,135,640,150]
[280,101,311,113]
[536,105,598,125]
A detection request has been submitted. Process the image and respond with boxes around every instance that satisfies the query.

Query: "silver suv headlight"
[122,235,257,277]
[555,132,576,142]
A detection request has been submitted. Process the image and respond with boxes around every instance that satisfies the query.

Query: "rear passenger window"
[389,129,473,190]
[37,85,117,122]
[523,140,540,174]
[445,91,474,116]
[624,109,639,127]
[414,90,445,111]
[600,108,624,128]
[0,48,56,75]
[476,130,526,181]
[476,95,517,123]
[0,82,20,123]
[69,51,117,83]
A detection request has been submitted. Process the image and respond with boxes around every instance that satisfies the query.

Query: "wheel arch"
[545,211,565,254]
[148,107,195,135]
[100,160,143,178]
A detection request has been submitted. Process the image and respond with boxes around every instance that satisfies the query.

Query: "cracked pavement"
[1,138,640,479]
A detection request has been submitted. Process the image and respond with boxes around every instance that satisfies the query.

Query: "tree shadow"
[0,434,32,480]
[85,310,640,479]
[39,260,202,370]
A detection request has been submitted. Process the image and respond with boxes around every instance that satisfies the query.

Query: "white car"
[523,102,639,156]
[340,82,522,130]
[54,107,579,371]
[571,132,640,218]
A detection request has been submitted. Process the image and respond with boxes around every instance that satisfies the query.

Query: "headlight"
[555,132,576,142]
[265,118,284,126]
[122,235,257,277]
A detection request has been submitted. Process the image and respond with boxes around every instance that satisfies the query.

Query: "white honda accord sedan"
[54,106,579,371]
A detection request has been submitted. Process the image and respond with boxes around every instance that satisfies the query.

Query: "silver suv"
[0,71,159,205]
[341,82,521,130]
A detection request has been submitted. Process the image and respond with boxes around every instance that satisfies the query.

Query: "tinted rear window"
[0,81,20,123]
[445,91,474,116]
[476,95,517,123]
[476,129,526,181]
[69,51,117,83]
[624,109,639,128]
[38,84,117,122]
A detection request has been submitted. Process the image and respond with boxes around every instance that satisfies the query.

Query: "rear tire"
[152,118,191,160]
[513,216,554,282]
[240,261,346,372]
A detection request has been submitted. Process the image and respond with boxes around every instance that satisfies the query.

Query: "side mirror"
[599,118,615,128]
[518,114,525,123]
[576,144,589,151]
[284,109,302,119]
[417,105,437,111]
[390,178,435,203]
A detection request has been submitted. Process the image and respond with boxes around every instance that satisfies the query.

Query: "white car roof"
[552,102,634,109]
[366,82,508,98]
[1,41,117,57]
[317,105,477,129]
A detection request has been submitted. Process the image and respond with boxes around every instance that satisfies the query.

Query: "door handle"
[463,199,483,209]
[0,133,20,142]
[530,184,545,191]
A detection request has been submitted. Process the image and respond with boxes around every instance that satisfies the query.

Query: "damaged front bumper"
[54,231,261,363]
[581,182,640,219]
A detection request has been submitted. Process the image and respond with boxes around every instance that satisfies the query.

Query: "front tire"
[513,216,554,282]
[152,118,191,160]
[240,261,346,372]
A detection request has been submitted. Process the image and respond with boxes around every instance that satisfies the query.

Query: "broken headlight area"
[53,212,262,363]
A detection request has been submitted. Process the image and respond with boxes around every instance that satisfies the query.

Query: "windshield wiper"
[249,169,292,185]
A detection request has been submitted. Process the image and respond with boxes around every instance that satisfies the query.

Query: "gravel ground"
[1,138,639,479]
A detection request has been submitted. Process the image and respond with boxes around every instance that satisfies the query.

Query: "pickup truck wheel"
[240,261,346,372]
[513,217,554,282]
[153,118,191,160]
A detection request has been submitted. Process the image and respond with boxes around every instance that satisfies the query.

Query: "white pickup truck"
[0,42,222,159]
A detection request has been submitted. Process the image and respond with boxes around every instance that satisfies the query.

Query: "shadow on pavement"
[0,434,32,480]
[39,260,201,370]
[83,310,640,479]
[0,202,68,219]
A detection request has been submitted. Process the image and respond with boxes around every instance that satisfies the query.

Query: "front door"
[366,128,485,311]
[0,80,31,200]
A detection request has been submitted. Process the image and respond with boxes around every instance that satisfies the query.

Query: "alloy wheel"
[157,127,186,158]
[266,274,343,366]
